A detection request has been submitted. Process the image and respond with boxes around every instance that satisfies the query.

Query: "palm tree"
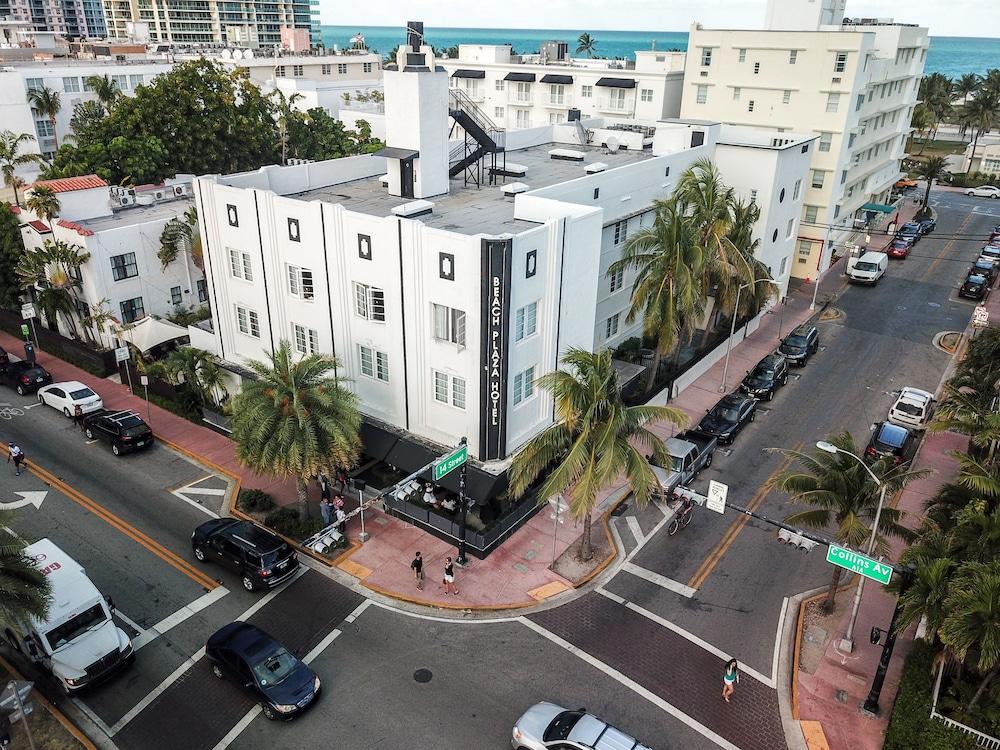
[772,432,925,612]
[0,510,52,632]
[271,89,305,166]
[939,560,1000,708]
[0,130,41,207]
[231,341,361,521]
[508,348,687,560]
[724,198,776,316]
[16,238,91,336]
[962,91,1000,174]
[983,69,1000,100]
[608,198,706,392]
[576,33,598,58]
[920,73,954,141]
[81,297,115,348]
[914,155,949,208]
[930,376,1000,461]
[27,86,61,149]
[25,184,60,224]
[908,104,933,152]
[84,74,120,107]
[955,73,981,105]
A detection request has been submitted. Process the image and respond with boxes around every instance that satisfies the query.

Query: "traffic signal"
[777,528,819,552]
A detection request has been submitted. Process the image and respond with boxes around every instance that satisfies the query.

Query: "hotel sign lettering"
[480,239,512,460]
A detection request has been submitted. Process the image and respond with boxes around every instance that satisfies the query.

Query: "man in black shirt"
[410,551,424,590]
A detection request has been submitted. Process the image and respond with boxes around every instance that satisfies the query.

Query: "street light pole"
[456,436,470,566]
[862,564,916,715]
[719,278,774,393]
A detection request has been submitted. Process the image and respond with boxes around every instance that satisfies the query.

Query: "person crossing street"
[7,442,25,476]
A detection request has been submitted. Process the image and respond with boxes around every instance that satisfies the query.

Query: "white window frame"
[605,313,620,339]
[337,63,347,74]
[515,301,537,341]
[287,264,314,300]
[62,76,80,92]
[432,303,466,346]
[789,50,798,64]
[811,170,825,189]
[359,345,389,382]
[819,132,833,152]
[292,323,319,355]
[433,371,466,409]
[733,87,741,101]
[228,247,253,281]
[695,85,707,105]
[793,179,802,201]
[826,93,840,113]
[700,47,712,66]
[834,52,847,73]
[580,84,592,98]
[495,79,504,91]
[640,88,653,102]
[235,304,260,338]
[782,90,791,104]
[354,282,386,322]
[738,48,746,63]
[804,205,818,223]
[609,267,624,293]
[613,219,627,245]
[786,218,794,239]
[512,366,535,406]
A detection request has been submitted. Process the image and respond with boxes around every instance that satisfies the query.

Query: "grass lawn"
[909,138,968,159]
[0,661,88,750]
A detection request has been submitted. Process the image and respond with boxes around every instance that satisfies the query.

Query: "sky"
[326,0,1000,38]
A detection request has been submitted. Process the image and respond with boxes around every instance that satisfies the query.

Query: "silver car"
[512,702,653,750]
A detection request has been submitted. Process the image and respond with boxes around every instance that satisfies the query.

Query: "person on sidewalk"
[319,474,332,504]
[722,659,740,703]
[334,497,346,535]
[410,551,424,590]
[443,556,458,596]
[7,442,25,476]
[73,403,85,431]
[320,496,333,528]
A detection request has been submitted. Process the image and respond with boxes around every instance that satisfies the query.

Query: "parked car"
[83,409,153,455]
[886,239,911,259]
[0,346,8,367]
[894,178,918,190]
[972,259,998,285]
[0,361,53,395]
[980,245,1000,265]
[697,393,757,445]
[191,518,300,592]
[206,621,320,721]
[959,273,991,301]
[896,222,922,244]
[37,381,104,417]
[917,218,936,234]
[779,324,820,366]
[887,387,935,431]
[966,185,1000,199]
[865,421,919,465]
[512,702,652,750]
[740,353,790,401]
[990,225,1000,241]
[649,429,717,496]
[848,252,889,285]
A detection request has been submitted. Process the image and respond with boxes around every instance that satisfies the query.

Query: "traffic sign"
[973,306,989,328]
[826,543,893,586]
[21,303,35,320]
[20,324,29,337]
[433,444,468,481]
[115,346,130,363]
[706,480,728,514]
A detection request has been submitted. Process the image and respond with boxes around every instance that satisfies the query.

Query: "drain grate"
[414,669,433,683]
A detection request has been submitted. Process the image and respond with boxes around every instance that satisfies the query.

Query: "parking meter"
[23,340,35,364]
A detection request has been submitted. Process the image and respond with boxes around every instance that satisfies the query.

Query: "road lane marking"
[114,610,148,637]
[597,587,775,689]
[72,698,116,738]
[132,586,231,651]
[210,706,262,750]
[625,502,675,563]
[622,561,696,598]
[686,446,801,592]
[0,445,219,591]
[772,597,789,687]
[519,616,741,750]
[920,210,975,283]
[625,516,644,546]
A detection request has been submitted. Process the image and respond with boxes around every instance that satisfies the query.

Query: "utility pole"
[863,564,916,715]
[456,436,470,566]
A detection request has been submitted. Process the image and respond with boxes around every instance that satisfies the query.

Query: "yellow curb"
[360,580,537,611]
[337,559,372,580]
[528,580,571,601]
[800,720,831,750]
[0,653,96,750]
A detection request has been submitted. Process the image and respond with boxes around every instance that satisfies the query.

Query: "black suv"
[0,361,53,395]
[192,519,300,592]
[740,353,790,401]
[778,324,820,366]
[697,393,757,445]
[83,409,153,455]
[865,421,919,465]
[206,621,320,720]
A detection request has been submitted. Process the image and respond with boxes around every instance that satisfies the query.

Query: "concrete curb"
[778,586,827,750]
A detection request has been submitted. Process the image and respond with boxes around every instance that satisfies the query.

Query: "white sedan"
[37,381,104,417]
[966,185,1000,199]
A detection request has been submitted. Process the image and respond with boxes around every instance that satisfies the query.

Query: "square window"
[640,88,653,102]
[609,267,624,293]
[120,296,144,324]
[358,234,372,260]
[288,218,300,242]
[227,204,238,227]
[439,252,455,280]
[293,323,319,355]
[494,106,504,118]
[805,205,818,223]
[526,249,537,278]
[337,64,347,74]
[581,85,592,98]
[605,313,619,339]
[110,252,138,281]
[513,366,535,405]
[798,240,812,257]
[170,285,182,305]
[276,66,286,77]
[432,304,466,346]
[322,64,331,75]
[62,76,80,92]
[363,62,374,73]
[515,301,537,341]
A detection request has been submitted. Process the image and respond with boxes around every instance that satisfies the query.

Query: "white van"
[3,539,133,693]
[848,251,889,285]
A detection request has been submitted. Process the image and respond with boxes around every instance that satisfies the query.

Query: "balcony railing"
[507,89,533,105]
[541,92,573,109]
[598,97,633,114]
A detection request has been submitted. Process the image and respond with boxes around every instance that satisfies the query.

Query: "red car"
[886,239,911,258]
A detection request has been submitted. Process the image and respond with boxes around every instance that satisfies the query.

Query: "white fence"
[930,660,1000,749]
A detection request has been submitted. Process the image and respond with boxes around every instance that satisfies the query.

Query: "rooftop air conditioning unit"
[153,190,165,200]
[118,195,134,206]
[173,184,188,196]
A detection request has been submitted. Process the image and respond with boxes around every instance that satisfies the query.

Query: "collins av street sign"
[826,543,893,586]
[433,444,468,481]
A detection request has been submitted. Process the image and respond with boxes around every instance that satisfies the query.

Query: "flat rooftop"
[294,142,655,236]
[77,197,193,232]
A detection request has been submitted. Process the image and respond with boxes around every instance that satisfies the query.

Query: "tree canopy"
[0,202,25,308]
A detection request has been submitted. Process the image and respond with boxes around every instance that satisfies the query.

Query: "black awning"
[596,77,637,89]
[451,69,486,79]
[420,462,508,506]
[359,421,398,462]
[373,146,419,161]
[540,74,573,84]
[385,438,439,473]
[504,72,536,82]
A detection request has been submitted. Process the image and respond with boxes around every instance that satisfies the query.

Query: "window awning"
[504,72,536,82]
[596,77,637,89]
[861,202,896,213]
[540,74,573,84]
[372,146,419,161]
[451,69,485,79]
[360,421,398,463]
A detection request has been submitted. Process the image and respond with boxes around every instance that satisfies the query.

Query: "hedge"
[238,488,275,514]
[883,641,979,750]
[264,507,323,541]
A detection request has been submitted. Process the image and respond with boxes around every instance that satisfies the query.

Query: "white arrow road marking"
[0,491,47,511]
[21,402,43,410]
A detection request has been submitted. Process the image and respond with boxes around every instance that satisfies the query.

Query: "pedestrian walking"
[319,474,332,503]
[7,442,25,476]
[320,496,333,527]
[410,551,424,590]
[334,497,346,535]
[73,403,85,431]
[443,556,458,595]
[722,658,739,703]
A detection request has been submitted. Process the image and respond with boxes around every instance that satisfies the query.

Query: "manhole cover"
[835,689,848,704]
[414,669,432,683]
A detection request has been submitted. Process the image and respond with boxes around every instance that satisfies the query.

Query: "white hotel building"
[681,0,928,279]
[192,28,813,552]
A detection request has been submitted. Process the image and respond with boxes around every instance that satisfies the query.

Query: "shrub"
[884,641,979,750]
[238,488,275,513]
[613,336,643,363]
[264,507,323,540]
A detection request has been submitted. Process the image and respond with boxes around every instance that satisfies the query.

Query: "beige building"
[962,136,1000,175]
[681,0,928,279]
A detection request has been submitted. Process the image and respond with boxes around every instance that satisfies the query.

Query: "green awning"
[862,202,895,213]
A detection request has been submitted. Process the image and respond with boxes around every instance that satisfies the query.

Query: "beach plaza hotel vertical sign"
[480,238,512,461]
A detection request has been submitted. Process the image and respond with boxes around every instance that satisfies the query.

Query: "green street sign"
[826,543,893,586]
[20,324,29,337]
[433,444,468,481]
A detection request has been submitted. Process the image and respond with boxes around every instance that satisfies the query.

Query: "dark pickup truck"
[83,409,154,456]
[650,429,718,496]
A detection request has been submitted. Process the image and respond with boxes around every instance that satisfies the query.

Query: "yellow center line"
[2,445,218,591]
[687,442,803,591]
[920,211,975,283]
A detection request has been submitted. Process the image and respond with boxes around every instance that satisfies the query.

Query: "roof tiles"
[31,174,108,194]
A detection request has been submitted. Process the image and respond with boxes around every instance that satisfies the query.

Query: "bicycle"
[0,406,24,421]
[667,494,694,536]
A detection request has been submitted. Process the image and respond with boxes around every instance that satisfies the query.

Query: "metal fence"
[0,310,117,376]
[930,659,1000,749]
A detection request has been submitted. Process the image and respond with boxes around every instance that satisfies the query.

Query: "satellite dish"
[220,48,232,59]
[245,49,254,58]
[606,136,621,153]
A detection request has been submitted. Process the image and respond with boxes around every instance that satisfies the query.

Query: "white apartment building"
[962,136,1000,176]
[190,29,813,553]
[18,174,205,331]
[439,44,684,131]
[681,0,928,279]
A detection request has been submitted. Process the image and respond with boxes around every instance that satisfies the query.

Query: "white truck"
[847,251,889,285]
[3,539,133,693]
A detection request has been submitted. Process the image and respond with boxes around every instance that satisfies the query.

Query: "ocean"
[321,25,1000,79]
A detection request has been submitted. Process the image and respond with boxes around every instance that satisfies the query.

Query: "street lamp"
[809,218,852,311]
[816,440,888,652]
[719,278,776,393]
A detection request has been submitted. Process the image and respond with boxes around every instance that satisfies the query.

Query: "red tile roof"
[27,220,51,233]
[57,218,95,237]
[31,174,108,194]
